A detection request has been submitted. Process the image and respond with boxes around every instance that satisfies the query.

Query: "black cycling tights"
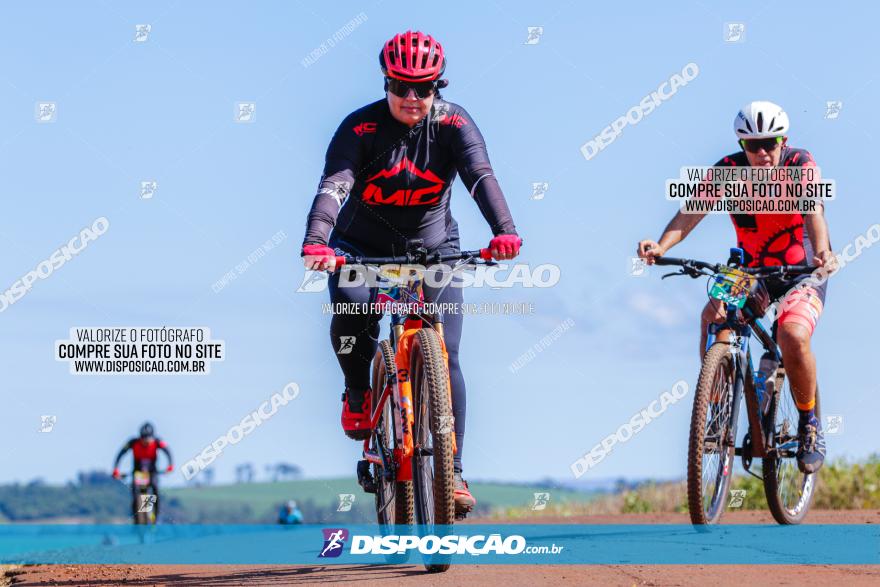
[328,269,467,473]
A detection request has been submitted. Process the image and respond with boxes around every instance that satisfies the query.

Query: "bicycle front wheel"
[688,342,738,525]
[410,328,455,573]
[372,340,414,530]
[762,373,820,524]
[134,490,156,525]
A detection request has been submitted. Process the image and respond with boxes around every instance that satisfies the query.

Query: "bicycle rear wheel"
[372,340,414,531]
[410,328,455,573]
[762,371,820,524]
[688,342,738,525]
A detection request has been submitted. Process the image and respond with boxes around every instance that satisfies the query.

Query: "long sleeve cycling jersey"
[303,98,517,255]
[114,438,173,472]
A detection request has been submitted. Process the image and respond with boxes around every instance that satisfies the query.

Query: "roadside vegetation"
[492,454,879,519]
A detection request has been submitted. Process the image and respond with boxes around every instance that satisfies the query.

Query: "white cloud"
[627,292,683,327]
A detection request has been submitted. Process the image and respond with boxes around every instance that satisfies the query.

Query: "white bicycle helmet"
[734,101,789,139]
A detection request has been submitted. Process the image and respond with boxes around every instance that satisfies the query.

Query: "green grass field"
[163,478,598,523]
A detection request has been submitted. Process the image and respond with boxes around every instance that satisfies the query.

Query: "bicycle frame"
[706,294,783,459]
[360,280,455,485]
[341,240,494,500]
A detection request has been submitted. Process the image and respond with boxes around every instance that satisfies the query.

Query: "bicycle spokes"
[708,369,734,499]
[762,374,818,521]
[413,380,436,526]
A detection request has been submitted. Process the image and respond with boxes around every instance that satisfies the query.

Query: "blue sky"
[1,1,877,486]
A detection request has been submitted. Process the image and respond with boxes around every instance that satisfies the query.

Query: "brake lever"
[661,266,703,279]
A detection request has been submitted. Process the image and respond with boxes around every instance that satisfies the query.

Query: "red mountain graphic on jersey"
[362,156,445,206]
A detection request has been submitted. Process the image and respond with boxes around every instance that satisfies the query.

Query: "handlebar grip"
[334,256,347,267]
[652,256,686,266]
[479,248,492,260]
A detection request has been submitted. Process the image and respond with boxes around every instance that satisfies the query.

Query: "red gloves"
[166,464,174,473]
[488,234,522,260]
[302,244,337,271]
[112,468,120,479]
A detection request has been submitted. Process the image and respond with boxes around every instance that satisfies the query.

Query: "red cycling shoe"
[454,472,476,515]
[341,389,372,440]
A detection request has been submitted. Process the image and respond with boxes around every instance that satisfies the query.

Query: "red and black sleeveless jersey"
[714,147,817,267]
[303,98,516,256]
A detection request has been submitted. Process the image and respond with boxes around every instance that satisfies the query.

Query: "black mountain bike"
[656,249,820,525]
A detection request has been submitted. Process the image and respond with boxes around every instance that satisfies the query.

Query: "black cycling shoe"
[796,413,825,474]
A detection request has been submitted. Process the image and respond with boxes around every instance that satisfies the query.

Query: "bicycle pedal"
[454,502,473,520]
[356,460,376,494]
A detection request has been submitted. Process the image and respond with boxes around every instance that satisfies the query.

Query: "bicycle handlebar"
[652,256,815,277]
[653,256,717,271]
[334,249,492,268]
[117,470,170,480]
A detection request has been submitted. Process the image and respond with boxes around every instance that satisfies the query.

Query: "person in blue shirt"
[278,500,303,525]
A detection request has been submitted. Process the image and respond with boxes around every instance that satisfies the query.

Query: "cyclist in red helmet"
[301,31,521,515]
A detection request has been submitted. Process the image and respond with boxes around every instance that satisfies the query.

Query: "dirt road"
[8,510,879,586]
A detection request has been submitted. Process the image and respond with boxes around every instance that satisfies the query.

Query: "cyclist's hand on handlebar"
[637,240,665,265]
[165,464,174,473]
[112,468,120,480]
[488,234,522,260]
[302,244,337,272]
[813,249,838,272]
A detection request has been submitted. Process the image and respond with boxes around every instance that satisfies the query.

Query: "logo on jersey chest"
[362,156,444,206]
[353,122,377,136]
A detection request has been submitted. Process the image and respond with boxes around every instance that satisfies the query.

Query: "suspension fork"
[719,304,751,456]
[734,319,771,458]
[727,348,746,454]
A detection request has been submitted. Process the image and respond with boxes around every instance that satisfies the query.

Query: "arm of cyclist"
[804,207,835,270]
[451,106,521,260]
[637,210,707,264]
[302,114,364,271]
[796,158,835,270]
[112,440,132,479]
[158,441,174,473]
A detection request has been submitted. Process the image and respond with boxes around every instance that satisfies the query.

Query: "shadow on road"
[16,565,431,586]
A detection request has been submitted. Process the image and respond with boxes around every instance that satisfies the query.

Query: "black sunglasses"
[740,136,784,153]
[385,77,437,99]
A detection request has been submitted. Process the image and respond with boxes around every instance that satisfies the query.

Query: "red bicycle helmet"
[379,31,445,82]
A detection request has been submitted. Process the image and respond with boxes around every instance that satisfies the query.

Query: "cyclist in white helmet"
[638,100,833,473]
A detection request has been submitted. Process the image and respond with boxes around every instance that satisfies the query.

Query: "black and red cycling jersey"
[714,146,827,301]
[303,98,516,255]
[715,146,818,268]
[114,438,172,472]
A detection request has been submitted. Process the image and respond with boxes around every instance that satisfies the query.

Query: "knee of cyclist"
[700,304,722,327]
[778,323,811,355]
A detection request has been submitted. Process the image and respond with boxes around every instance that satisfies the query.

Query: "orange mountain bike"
[333,239,494,572]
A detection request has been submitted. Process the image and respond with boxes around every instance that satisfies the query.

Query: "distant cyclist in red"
[112,422,174,515]
[638,101,832,474]
[301,31,521,514]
